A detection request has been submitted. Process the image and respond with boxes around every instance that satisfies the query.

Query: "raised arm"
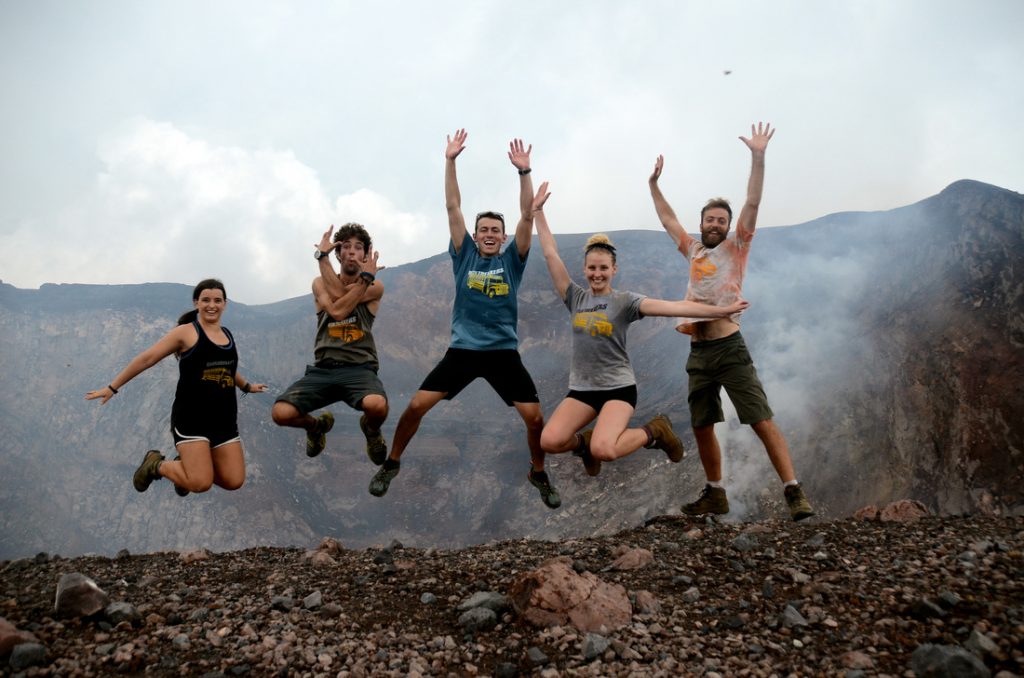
[85,324,193,404]
[507,138,535,259]
[316,225,345,298]
[648,155,695,251]
[531,182,571,300]
[735,122,774,240]
[313,249,384,320]
[639,297,749,318]
[445,129,469,254]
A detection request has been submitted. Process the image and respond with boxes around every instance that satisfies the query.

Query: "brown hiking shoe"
[644,414,684,462]
[571,429,600,476]
[360,415,387,466]
[682,484,729,516]
[133,449,165,492]
[784,483,815,522]
[306,411,335,458]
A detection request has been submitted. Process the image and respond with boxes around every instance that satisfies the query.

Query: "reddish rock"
[632,590,661,615]
[841,650,874,669]
[853,505,880,521]
[509,556,631,633]
[316,537,344,555]
[54,572,109,618]
[179,549,210,563]
[305,550,337,566]
[0,617,37,658]
[879,500,930,523]
[609,548,654,571]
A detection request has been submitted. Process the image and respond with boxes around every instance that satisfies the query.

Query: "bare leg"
[539,398,597,454]
[360,394,389,430]
[211,441,246,490]
[513,401,545,471]
[589,401,647,461]
[388,390,446,462]
[161,441,215,493]
[693,423,723,482]
[750,418,796,483]
[271,401,317,431]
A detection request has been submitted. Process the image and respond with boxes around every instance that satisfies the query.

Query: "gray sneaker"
[133,450,165,493]
[360,415,387,466]
[306,411,335,458]
[682,484,729,516]
[528,468,561,509]
[369,460,400,497]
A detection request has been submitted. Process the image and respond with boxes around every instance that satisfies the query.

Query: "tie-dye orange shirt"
[675,231,752,335]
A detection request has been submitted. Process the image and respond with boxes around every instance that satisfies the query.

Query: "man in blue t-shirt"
[368,129,559,509]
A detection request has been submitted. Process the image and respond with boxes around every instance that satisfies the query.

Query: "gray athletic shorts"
[275,362,386,415]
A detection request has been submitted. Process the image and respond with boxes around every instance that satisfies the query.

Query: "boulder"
[179,549,210,563]
[608,548,654,570]
[509,556,631,633]
[316,537,344,555]
[910,643,991,677]
[880,499,930,523]
[54,573,109,618]
[0,618,37,658]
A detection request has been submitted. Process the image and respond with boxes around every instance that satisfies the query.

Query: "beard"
[701,229,726,248]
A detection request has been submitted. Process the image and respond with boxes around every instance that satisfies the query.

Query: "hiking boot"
[571,429,600,476]
[133,449,165,493]
[369,460,400,497]
[306,411,335,458]
[360,415,388,466]
[682,484,729,516]
[644,414,685,462]
[528,468,561,509]
[784,483,815,522]
[172,455,189,497]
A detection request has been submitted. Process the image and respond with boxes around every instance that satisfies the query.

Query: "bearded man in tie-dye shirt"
[648,122,814,522]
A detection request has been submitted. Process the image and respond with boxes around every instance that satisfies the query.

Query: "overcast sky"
[1,1,1021,304]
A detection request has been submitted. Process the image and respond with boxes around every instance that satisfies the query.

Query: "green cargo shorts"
[686,332,774,427]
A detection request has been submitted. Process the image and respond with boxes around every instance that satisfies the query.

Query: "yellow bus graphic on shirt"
[201,367,235,388]
[573,312,613,337]
[466,272,510,298]
[328,321,365,344]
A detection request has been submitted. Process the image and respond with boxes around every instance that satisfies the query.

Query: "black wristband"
[359,271,375,284]
[241,382,251,394]
[517,168,532,176]
[107,384,118,394]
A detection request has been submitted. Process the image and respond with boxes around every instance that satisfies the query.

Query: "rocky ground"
[2,514,1022,677]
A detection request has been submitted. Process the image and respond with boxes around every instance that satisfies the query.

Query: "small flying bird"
[723,70,732,76]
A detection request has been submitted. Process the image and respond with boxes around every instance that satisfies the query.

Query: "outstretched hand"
[508,138,532,172]
[247,383,269,393]
[316,225,336,254]
[739,122,774,154]
[649,155,664,183]
[85,387,115,405]
[361,249,384,276]
[446,129,468,160]
[532,181,551,213]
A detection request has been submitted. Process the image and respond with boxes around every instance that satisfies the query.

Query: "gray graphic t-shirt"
[564,281,645,391]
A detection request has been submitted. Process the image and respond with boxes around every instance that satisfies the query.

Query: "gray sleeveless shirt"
[313,302,379,371]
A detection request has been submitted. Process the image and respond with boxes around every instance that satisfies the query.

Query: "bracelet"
[241,382,251,394]
[359,272,375,284]
[517,168,532,176]
[107,384,119,394]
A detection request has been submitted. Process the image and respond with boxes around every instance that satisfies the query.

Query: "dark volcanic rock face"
[0,180,1022,558]
[1,516,1021,676]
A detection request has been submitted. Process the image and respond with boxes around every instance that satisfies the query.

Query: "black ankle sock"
[382,458,400,471]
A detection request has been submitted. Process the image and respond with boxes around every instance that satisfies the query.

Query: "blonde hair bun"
[584,233,614,250]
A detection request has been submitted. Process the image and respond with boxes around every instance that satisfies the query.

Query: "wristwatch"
[314,249,332,260]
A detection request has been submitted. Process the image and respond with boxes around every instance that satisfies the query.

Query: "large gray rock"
[910,644,991,678]
[457,591,509,613]
[457,607,497,633]
[54,573,109,618]
[9,642,46,670]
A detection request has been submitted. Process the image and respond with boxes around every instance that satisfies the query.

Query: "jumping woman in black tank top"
[86,279,267,495]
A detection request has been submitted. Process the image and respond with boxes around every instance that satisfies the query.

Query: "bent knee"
[185,478,215,493]
[362,395,388,420]
[271,401,298,426]
[217,476,245,491]
[590,439,617,461]
[540,430,568,454]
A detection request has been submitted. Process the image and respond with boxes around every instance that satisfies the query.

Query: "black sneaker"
[133,450,165,493]
[571,429,600,476]
[682,484,729,516]
[528,468,561,509]
[369,459,400,497]
[360,415,388,466]
[172,455,189,497]
[306,411,335,458]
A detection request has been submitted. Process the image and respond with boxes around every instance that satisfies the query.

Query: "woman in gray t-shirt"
[532,183,748,476]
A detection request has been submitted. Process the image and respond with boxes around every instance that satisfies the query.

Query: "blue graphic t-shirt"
[449,231,527,350]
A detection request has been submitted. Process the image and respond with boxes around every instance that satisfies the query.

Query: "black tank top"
[171,321,238,427]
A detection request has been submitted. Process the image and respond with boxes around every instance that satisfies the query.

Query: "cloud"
[0,119,436,304]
